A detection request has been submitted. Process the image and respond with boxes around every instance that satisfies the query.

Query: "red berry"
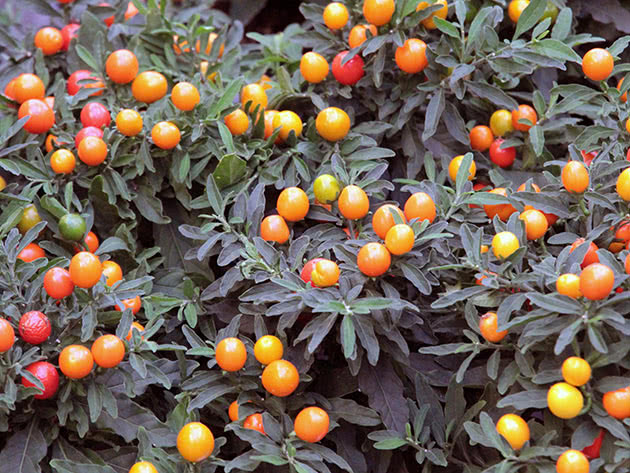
[75,126,104,148]
[300,258,325,286]
[332,51,365,86]
[22,361,59,399]
[60,23,80,51]
[489,138,516,168]
[18,311,51,345]
[80,102,111,128]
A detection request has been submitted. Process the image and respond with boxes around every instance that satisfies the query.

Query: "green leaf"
[341,315,356,359]
[213,154,247,190]
[513,0,547,40]
[465,81,519,110]
[422,88,445,141]
[75,44,100,72]
[528,125,545,156]
[373,437,408,450]
[433,18,459,38]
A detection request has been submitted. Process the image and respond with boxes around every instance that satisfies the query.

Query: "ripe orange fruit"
[617,168,630,201]
[151,121,181,150]
[519,209,548,240]
[13,73,45,104]
[244,413,266,434]
[357,242,391,277]
[215,337,247,372]
[101,260,123,286]
[116,109,143,136]
[618,77,627,103]
[260,215,290,244]
[300,52,329,84]
[490,109,514,136]
[512,104,537,132]
[78,136,108,166]
[69,251,103,288]
[479,312,507,343]
[496,414,529,450]
[338,185,369,220]
[561,161,589,193]
[177,422,214,462]
[363,0,395,26]
[416,0,448,29]
[385,224,414,255]
[262,359,299,397]
[17,243,45,262]
[569,238,599,268]
[34,27,63,55]
[254,335,284,365]
[83,231,100,253]
[277,187,310,222]
[561,357,591,387]
[172,82,200,111]
[241,83,268,112]
[18,99,54,134]
[44,267,74,299]
[548,382,583,419]
[316,107,351,141]
[582,48,614,81]
[603,387,630,419]
[59,344,94,379]
[105,49,139,84]
[556,450,589,473]
[449,155,476,181]
[45,134,62,152]
[556,274,582,298]
[310,259,340,287]
[125,321,145,341]
[116,295,141,314]
[580,263,614,300]
[483,188,516,222]
[0,318,15,352]
[91,334,125,368]
[395,39,428,74]
[469,125,494,151]
[129,462,158,473]
[272,111,303,142]
[323,2,349,30]
[264,110,280,141]
[348,24,377,49]
[228,400,240,421]
[492,231,519,259]
[224,109,250,135]
[508,0,529,23]
[131,71,168,104]
[404,192,436,223]
[294,406,330,443]
[50,149,76,174]
[372,205,405,239]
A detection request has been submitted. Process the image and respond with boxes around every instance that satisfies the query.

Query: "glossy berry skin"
[316,107,351,141]
[34,27,63,55]
[496,414,529,450]
[348,24,377,49]
[241,83,268,112]
[228,400,240,421]
[91,334,125,368]
[215,337,247,372]
[75,126,103,148]
[67,70,104,96]
[151,122,181,150]
[254,335,284,365]
[44,267,74,299]
[313,174,341,204]
[131,71,168,104]
[260,215,290,244]
[469,125,494,151]
[129,462,158,473]
[519,209,548,240]
[59,344,94,379]
[323,2,348,30]
[22,361,59,399]
[372,205,406,239]
[17,243,45,262]
[617,168,630,201]
[603,387,630,419]
[338,185,369,220]
[492,231,519,259]
[363,0,395,26]
[272,111,302,141]
[561,356,591,387]
[357,242,391,277]
[116,296,142,315]
[479,312,507,343]
[416,0,448,28]
[385,224,414,255]
[448,155,476,181]
[579,263,614,301]
[300,52,329,84]
[561,161,589,193]
[244,413,266,434]
[300,258,326,286]
[489,138,516,168]
[105,49,139,84]
[172,82,200,111]
[556,449,590,473]
[0,318,15,352]
[78,136,108,166]
[19,311,51,345]
[18,99,55,134]
[310,259,340,287]
[60,23,80,51]
[50,149,76,174]
[294,406,330,443]
[116,109,143,136]
[511,104,537,132]
[547,382,583,419]
[277,187,310,222]
[332,51,365,86]
[69,251,103,289]
[395,39,428,74]
[262,359,299,397]
[490,109,514,136]
[582,48,614,81]
[569,239,599,269]
[177,422,214,463]
[556,274,582,298]
[80,102,111,128]
[483,188,516,222]
[225,109,250,135]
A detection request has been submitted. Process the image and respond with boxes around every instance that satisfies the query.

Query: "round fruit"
[131,71,168,104]
[116,109,143,136]
[373,204,406,239]
[151,121,181,150]
[262,359,299,397]
[277,187,310,222]
[67,70,104,96]
[580,263,614,301]
[59,214,86,241]
[385,224,414,255]
[129,462,158,473]
[582,48,614,81]
[561,357,591,387]
[69,251,103,289]
[105,49,139,84]
[18,204,42,234]
[570,239,599,268]
[17,243,45,262]
[313,174,341,204]
[469,125,494,151]
[338,185,369,220]
[272,110,302,141]
[0,318,15,352]
[116,296,142,315]
[75,126,104,148]
[395,39,428,74]
[617,168,630,201]
[45,134,62,152]
[357,242,391,277]
[332,51,365,86]
[80,102,111,128]
[483,188,517,222]
[13,73,45,104]
[59,344,94,379]
[294,407,330,443]
[496,414,529,450]
[18,99,54,134]
[512,104,537,132]
[225,109,250,135]
[363,0,395,26]
[244,413,265,434]
[416,0,448,29]
[323,2,349,30]
[215,337,247,372]
[50,149,76,174]
[316,107,351,141]
[310,259,340,287]
[102,260,123,286]
[490,109,514,136]
[125,321,145,341]
[556,274,582,298]
[172,82,200,111]
[19,311,51,344]
[547,382,584,419]
[44,267,74,299]
[562,161,589,193]
[508,0,529,23]
[241,83,268,112]
[60,23,80,51]
[556,450,590,473]
[618,77,627,103]
[260,215,290,244]
[228,400,240,421]
[519,209,548,240]
[300,52,329,84]
[177,422,214,463]
[479,312,507,343]
[348,24,377,48]
[34,27,63,55]
[301,258,325,285]
[254,335,284,365]
[22,361,59,399]
[489,138,516,168]
[91,334,125,368]
[78,136,108,166]
[78,231,99,253]
[492,231,519,259]
[448,155,476,181]
[603,387,630,419]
